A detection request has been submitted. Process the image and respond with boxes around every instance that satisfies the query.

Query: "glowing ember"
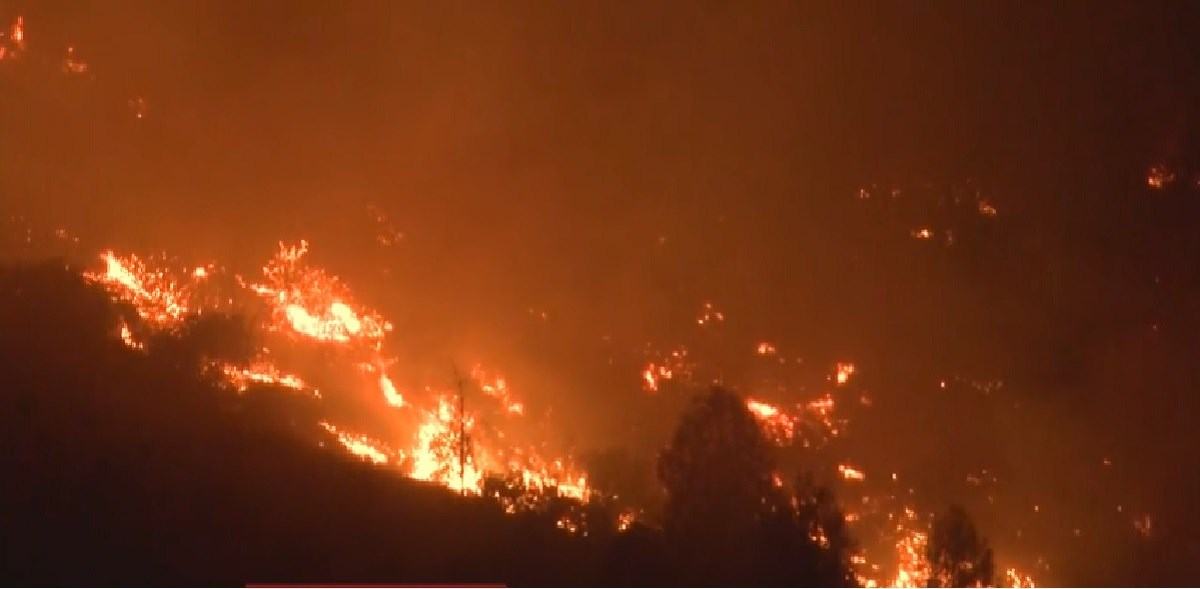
[838,463,866,482]
[1146,165,1175,190]
[367,204,404,246]
[639,346,692,392]
[556,514,581,535]
[696,301,724,325]
[641,362,673,392]
[617,509,636,531]
[835,362,856,385]
[7,16,24,53]
[756,341,777,355]
[471,365,524,415]
[117,319,144,351]
[62,46,88,74]
[745,398,796,444]
[128,97,148,119]
[1005,568,1037,588]
[1133,513,1153,538]
[911,228,933,240]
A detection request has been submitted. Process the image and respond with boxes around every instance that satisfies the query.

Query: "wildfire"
[1006,568,1037,588]
[83,242,591,513]
[617,509,636,531]
[321,422,393,465]
[640,346,692,392]
[696,301,725,326]
[216,357,310,394]
[641,363,673,392]
[838,463,866,482]
[471,365,524,415]
[410,393,483,494]
[3,14,1085,580]
[891,526,930,588]
[10,16,22,47]
[62,46,88,74]
[746,398,796,444]
[379,373,405,408]
[835,362,856,385]
[1,16,25,57]
[247,241,392,347]
[79,239,1050,583]
[117,319,144,351]
[85,251,196,328]
[1146,165,1175,190]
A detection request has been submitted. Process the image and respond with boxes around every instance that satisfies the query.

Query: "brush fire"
[2,5,1191,586]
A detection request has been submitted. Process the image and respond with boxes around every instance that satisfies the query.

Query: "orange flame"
[321,422,392,465]
[838,463,866,482]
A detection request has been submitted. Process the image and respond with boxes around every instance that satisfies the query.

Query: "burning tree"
[927,505,995,588]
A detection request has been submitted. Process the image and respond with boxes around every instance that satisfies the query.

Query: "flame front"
[80,238,1051,576]
[86,251,195,328]
[248,241,391,347]
[84,242,592,520]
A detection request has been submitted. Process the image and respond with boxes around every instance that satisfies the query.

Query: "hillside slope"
[0,261,603,585]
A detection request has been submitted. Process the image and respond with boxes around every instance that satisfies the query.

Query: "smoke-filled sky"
[4,3,1193,349]
[3,1,1200,584]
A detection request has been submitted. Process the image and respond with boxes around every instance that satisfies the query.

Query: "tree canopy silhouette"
[656,385,779,583]
[657,386,861,586]
[927,505,995,588]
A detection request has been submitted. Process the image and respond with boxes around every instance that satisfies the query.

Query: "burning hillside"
[83,241,590,505]
[71,235,1053,587]
[4,3,1199,586]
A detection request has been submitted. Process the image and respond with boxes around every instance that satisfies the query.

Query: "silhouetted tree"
[758,472,858,587]
[795,473,858,586]
[927,505,995,588]
[658,385,776,584]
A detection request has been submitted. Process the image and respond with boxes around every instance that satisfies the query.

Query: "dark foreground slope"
[0,261,614,586]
